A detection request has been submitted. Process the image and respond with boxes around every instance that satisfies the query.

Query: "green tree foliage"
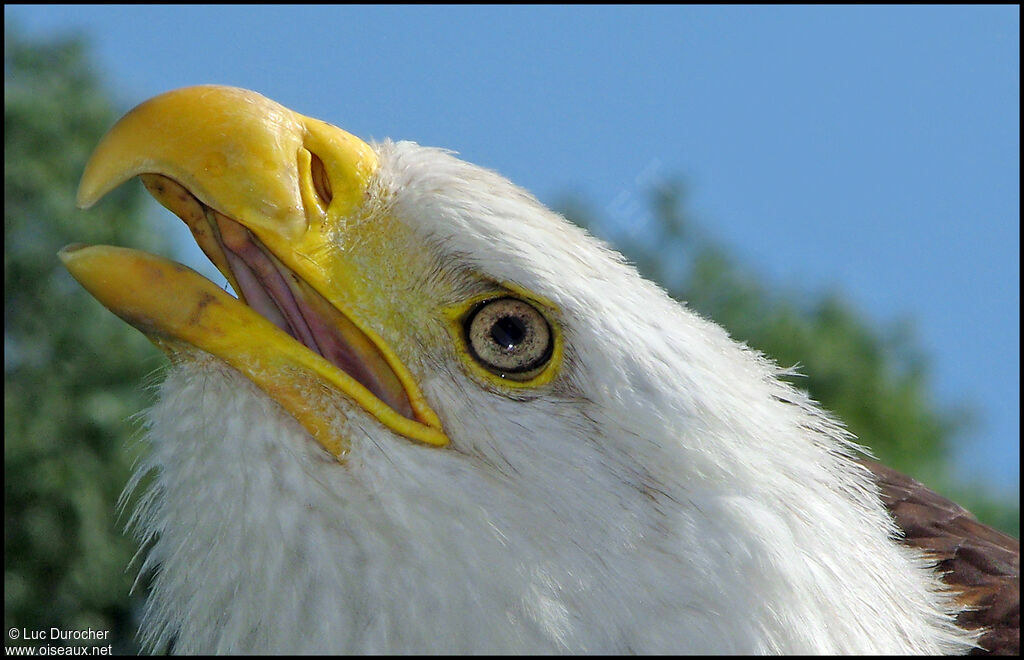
[4,27,169,652]
[559,182,1018,537]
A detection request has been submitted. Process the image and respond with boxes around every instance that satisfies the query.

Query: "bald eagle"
[62,86,1017,654]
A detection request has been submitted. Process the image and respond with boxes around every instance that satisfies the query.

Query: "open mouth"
[139,173,416,422]
[63,84,449,454]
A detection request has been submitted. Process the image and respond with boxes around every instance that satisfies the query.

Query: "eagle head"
[62,86,987,654]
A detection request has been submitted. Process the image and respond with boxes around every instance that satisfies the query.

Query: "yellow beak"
[63,85,448,457]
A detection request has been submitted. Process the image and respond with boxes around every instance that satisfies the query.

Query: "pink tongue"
[214,216,414,420]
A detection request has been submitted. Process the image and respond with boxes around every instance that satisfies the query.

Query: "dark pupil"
[491,315,527,351]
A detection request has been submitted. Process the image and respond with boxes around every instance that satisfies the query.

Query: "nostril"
[310,152,333,208]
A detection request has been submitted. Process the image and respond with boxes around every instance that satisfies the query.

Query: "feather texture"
[864,459,1020,655]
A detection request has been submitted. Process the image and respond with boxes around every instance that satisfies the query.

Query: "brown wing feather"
[859,459,1020,655]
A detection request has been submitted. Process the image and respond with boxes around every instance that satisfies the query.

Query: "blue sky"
[7,5,1019,492]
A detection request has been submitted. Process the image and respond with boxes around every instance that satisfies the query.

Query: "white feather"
[127,142,977,653]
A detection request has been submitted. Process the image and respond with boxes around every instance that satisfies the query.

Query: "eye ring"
[464,298,554,379]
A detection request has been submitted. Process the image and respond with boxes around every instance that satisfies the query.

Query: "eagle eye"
[464,298,553,379]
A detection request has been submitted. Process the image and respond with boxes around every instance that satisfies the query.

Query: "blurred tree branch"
[5,24,170,652]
